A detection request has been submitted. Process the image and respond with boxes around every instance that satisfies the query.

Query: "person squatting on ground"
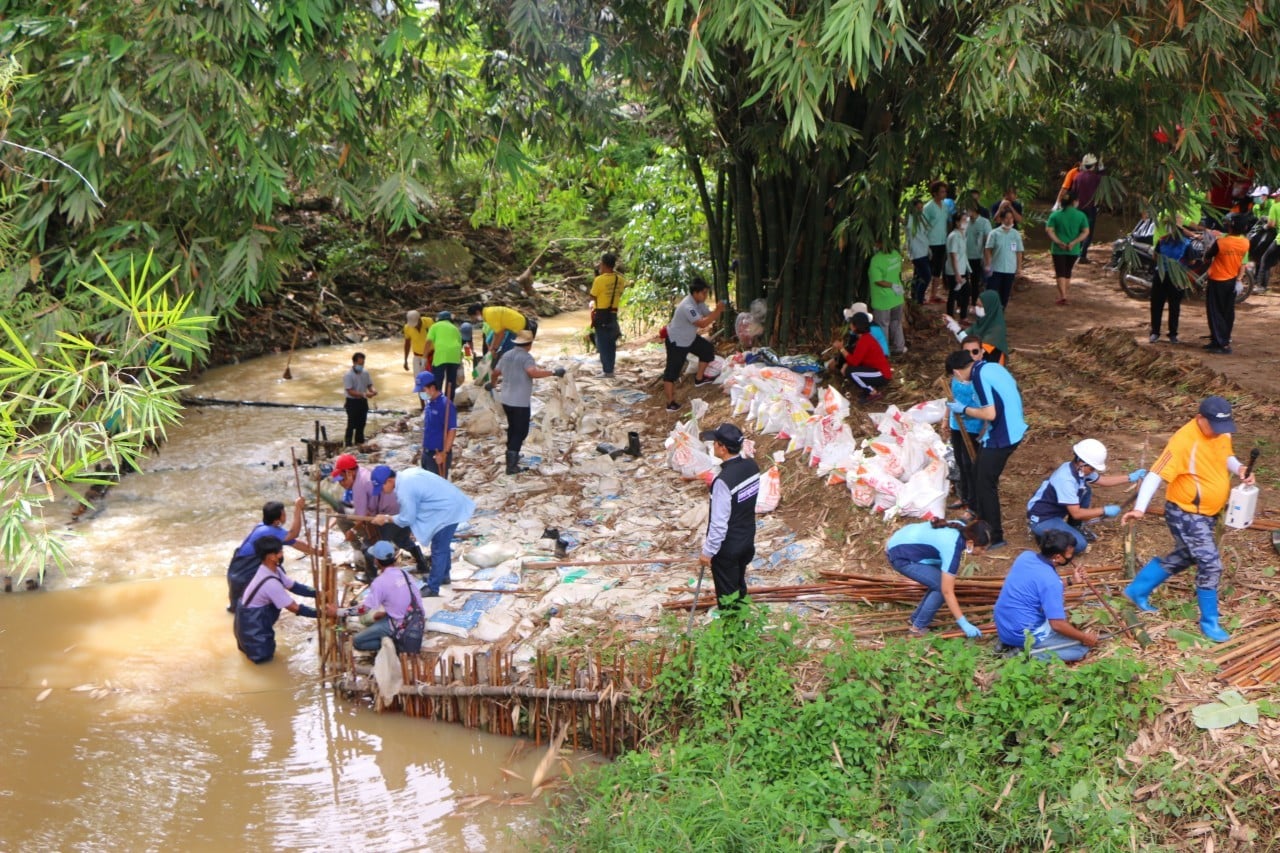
[1149,213,1192,344]
[1122,396,1255,642]
[234,535,317,664]
[944,210,973,319]
[945,349,1026,549]
[663,277,724,412]
[698,423,760,612]
[886,518,992,637]
[1045,190,1090,305]
[362,466,430,576]
[1202,215,1250,355]
[415,370,457,478]
[835,312,892,402]
[983,207,1024,308]
[867,239,907,355]
[425,311,463,400]
[947,339,985,514]
[590,252,628,377]
[492,330,565,474]
[328,540,425,652]
[402,310,433,378]
[1026,439,1146,554]
[372,467,475,598]
[993,530,1099,662]
[225,497,322,612]
[342,352,376,447]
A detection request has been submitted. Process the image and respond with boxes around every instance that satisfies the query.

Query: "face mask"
[958,220,969,231]
[965,545,974,555]
[418,391,429,401]
[973,305,985,318]
[1001,222,1013,231]
[353,365,363,373]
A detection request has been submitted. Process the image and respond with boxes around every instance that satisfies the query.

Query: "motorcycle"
[1109,224,1254,305]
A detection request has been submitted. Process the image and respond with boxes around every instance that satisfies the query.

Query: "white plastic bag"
[756,466,781,513]
[895,458,949,519]
[907,399,948,426]
[464,541,523,568]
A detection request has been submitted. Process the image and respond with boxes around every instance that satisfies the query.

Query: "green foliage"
[542,609,1167,850]
[0,254,213,579]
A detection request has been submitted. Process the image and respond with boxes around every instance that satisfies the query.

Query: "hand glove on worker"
[1128,469,1147,482]
[552,367,566,378]
[956,617,982,639]
[1103,505,1122,518]
[947,400,967,415]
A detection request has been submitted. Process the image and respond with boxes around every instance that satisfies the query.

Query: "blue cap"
[370,465,395,490]
[368,540,396,562]
[436,310,453,322]
[414,371,435,392]
[460,322,473,337]
[1198,396,1236,434]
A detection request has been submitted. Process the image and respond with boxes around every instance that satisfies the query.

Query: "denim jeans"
[426,523,458,593]
[890,557,947,630]
[595,314,620,374]
[353,617,395,651]
[1030,516,1089,554]
[1030,628,1089,662]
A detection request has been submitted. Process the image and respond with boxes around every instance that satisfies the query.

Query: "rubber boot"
[505,451,527,475]
[626,431,642,458]
[1196,588,1231,642]
[1123,557,1170,612]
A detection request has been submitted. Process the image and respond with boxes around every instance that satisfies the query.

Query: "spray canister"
[1224,448,1261,530]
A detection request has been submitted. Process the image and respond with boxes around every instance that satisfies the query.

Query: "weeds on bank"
[539,605,1168,851]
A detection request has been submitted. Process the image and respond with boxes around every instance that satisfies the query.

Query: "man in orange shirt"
[1122,397,1255,641]
[1202,216,1250,354]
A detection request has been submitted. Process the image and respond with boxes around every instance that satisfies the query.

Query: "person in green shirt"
[1045,190,1090,306]
[1256,189,1280,292]
[425,311,464,400]
[868,239,906,354]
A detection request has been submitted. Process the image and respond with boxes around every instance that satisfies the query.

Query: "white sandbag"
[756,466,781,513]
[472,609,518,643]
[454,383,481,409]
[464,540,523,568]
[464,405,500,435]
[895,458,949,519]
[907,398,948,425]
[372,637,404,711]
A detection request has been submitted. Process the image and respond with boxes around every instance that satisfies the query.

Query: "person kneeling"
[234,535,317,664]
[328,540,426,652]
[993,530,1098,662]
[837,313,892,403]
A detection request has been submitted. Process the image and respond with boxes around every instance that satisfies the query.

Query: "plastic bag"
[756,466,782,513]
[464,541,523,568]
[907,399,948,425]
[895,458,949,519]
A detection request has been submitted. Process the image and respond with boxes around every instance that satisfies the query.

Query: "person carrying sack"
[328,540,426,652]
[590,252,628,377]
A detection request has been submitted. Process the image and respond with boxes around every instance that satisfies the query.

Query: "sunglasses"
[964,347,982,355]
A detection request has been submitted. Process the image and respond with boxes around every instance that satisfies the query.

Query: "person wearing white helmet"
[1025,438,1147,553]
[402,310,434,377]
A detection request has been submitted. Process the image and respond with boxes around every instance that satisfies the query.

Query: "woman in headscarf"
[943,290,1008,363]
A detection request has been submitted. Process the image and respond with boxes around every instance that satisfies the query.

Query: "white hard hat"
[1072,438,1108,471]
[1251,185,1270,199]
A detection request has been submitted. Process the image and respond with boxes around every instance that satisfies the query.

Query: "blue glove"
[957,617,982,638]
[1128,468,1147,482]
[552,367,566,378]
[948,400,967,415]
[1103,504,1121,518]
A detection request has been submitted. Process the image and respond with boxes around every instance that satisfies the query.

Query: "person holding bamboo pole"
[415,370,456,477]
[993,530,1098,662]
[885,518,992,637]
[372,467,475,598]
[224,497,323,612]
[234,535,318,664]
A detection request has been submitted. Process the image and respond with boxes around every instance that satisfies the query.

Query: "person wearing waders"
[234,536,317,664]
[698,423,760,613]
[225,498,322,612]
[1122,396,1256,642]
[328,540,425,651]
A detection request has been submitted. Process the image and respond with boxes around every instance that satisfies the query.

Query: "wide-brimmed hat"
[514,330,535,345]
[1081,153,1099,167]
[699,422,745,453]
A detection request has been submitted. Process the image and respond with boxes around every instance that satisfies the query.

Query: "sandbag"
[756,466,781,513]
[463,540,523,568]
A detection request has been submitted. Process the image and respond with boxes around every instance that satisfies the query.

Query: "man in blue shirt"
[415,370,457,477]
[946,350,1027,548]
[225,497,322,611]
[994,530,1098,661]
[372,467,475,597]
[1026,438,1146,553]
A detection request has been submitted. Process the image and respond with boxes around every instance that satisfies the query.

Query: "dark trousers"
[595,314,620,374]
[434,362,460,399]
[967,259,986,296]
[946,277,971,320]
[344,397,369,446]
[422,448,454,478]
[503,404,532,454]
[710,546,754,610]
[1261,238,1280,289]
[949,428,980,508]
[1150,267,1183,337]
[911,257,931,303]
[988,271,1015,307]
[1080,205,1098,259]
[376,522,428,574]
[1205,278,1236,348]
[973,441,1019,541]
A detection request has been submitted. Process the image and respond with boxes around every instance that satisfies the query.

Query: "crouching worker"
[226,497,322,612]
[886,518,992,637]
[1026,438,1146,554]
[234,536,317,664]
[328,540,425,651]
[993,530,1099,662]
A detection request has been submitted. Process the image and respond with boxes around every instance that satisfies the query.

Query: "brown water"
[1,316,593,852]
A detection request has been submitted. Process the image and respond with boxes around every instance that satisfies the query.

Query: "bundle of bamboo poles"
[1212,622,1280,687]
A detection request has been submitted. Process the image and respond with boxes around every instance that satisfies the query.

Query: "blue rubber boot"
[1124,558,1170,612]
[1196,588,1231,643]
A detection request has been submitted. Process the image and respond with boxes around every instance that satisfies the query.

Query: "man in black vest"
[698,423,760,611]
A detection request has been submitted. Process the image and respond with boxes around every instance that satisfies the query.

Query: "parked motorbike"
[1109,227,1254,305]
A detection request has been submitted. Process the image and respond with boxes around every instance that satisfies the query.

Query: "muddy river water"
[0,311,594,851]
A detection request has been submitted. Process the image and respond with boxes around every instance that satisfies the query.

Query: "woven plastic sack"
[756,466,782,513]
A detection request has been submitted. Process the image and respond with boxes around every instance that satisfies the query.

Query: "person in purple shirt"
[329,540,424,651]
[225,496,322,612]
[234,535,317,663]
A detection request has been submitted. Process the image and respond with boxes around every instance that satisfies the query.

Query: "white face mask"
[1001,222,1013,231]
[418,391,429,401]
[973,305,986,318]
[353,365,363,373]
[965,545,974,555]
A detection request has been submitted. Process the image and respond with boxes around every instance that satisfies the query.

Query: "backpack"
[391,569,425,654]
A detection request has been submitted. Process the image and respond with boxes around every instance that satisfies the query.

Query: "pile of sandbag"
[829,401,950,520]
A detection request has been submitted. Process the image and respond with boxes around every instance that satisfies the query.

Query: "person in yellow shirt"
[402,310,433,375]
[1122,396,1256,641]
[466,303,531,362]
[590,252,627,377]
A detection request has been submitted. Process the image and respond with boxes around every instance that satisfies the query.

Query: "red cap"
[330,454,358,479]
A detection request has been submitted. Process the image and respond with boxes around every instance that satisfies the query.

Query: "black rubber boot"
[626,431,642,458]
[505,451,526,475]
